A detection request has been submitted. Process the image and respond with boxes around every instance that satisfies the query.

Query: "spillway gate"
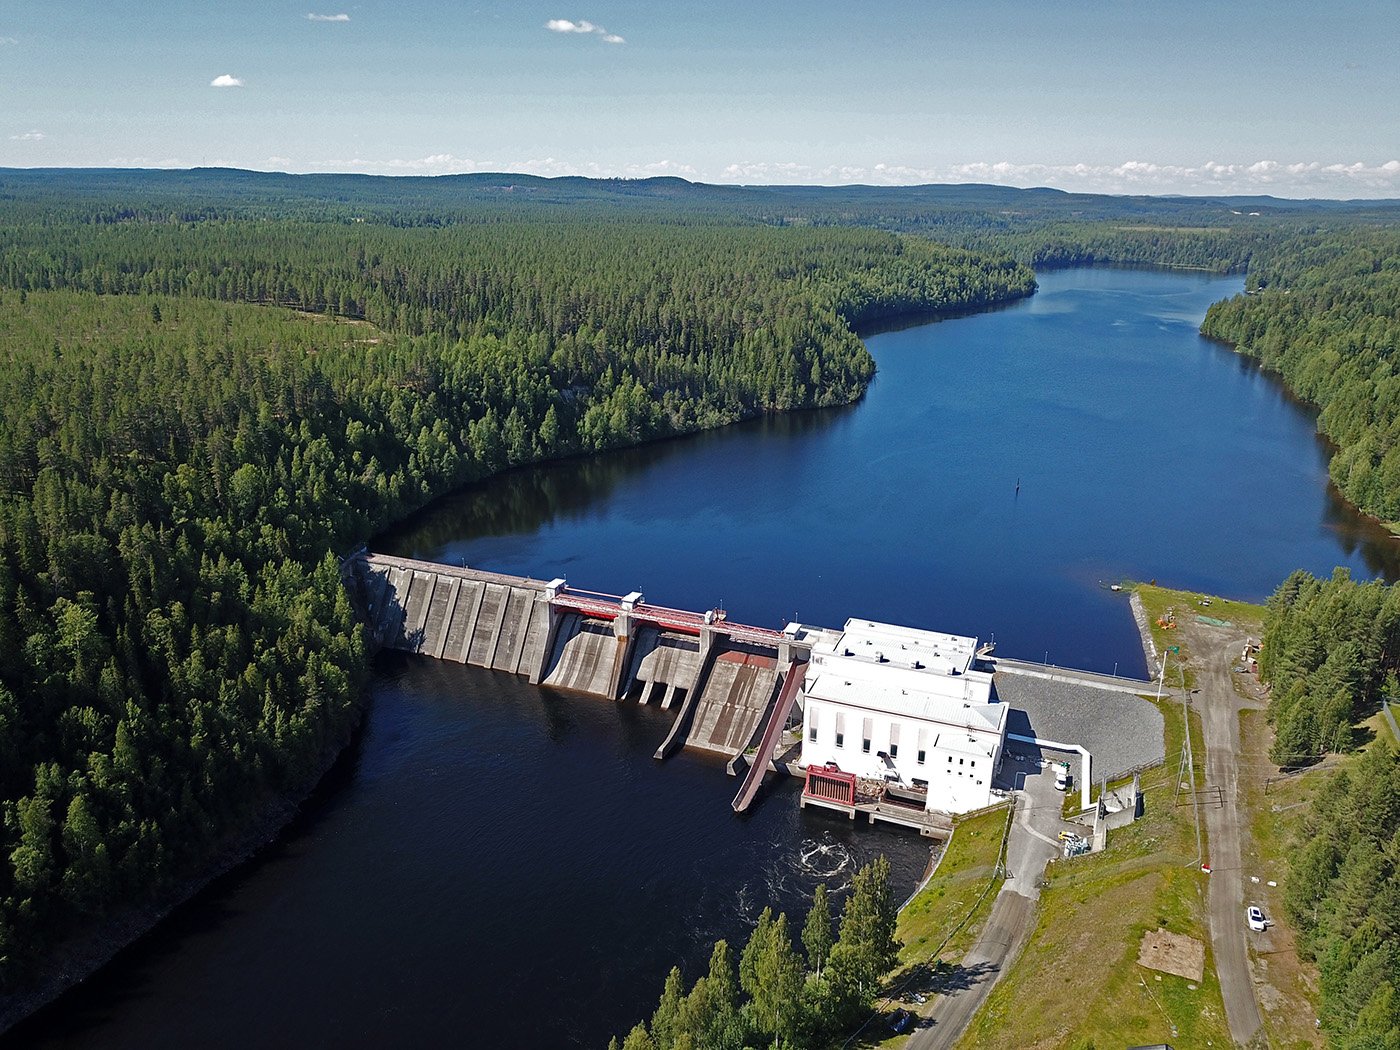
[345,553,809,795]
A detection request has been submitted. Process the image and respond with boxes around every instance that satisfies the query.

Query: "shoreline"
[0,267,1306,1037]
[0,707,365,1037]
[1129,590,1160,674]
[0,285,1033,1037]
[1199,329,1400,545]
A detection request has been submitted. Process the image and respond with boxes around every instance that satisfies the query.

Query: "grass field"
[894,806,1012,968]
[946,584,1280,1050]
[954,684,1231,1050]
[1133,582,1264,692]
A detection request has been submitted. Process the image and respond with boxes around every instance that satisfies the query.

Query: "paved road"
[907,757,1067,1049]
[1182,617,1265,1047]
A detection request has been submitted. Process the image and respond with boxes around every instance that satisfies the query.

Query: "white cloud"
[306,12,350,21]
[9,130,45,141]
[105,156,184,168]
[210,74,244,88]
[383,153,474,170]
[545,18,623,43]
[235,153,1400,200]
[709,157,1400,198]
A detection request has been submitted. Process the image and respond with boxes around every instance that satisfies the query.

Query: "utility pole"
[1156,646,1177,701]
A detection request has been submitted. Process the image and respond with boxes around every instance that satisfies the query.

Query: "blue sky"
[2,0,1396,197]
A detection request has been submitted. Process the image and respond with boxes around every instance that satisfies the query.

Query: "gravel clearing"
[994,671,1164,781]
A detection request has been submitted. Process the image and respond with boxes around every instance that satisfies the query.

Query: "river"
[13,267,1398,1049]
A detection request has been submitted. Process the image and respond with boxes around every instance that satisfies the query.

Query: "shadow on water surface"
[5,706,375,1046]
[374,404,859,556]
[1322,482,1400,579]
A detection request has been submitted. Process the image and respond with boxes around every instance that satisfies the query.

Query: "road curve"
[907,763,1066,1049]
[907,890,1035,1049]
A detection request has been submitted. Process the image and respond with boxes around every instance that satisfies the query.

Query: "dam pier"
[347,553,810,809]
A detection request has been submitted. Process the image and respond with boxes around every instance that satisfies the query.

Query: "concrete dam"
[345,551,1166,827]
[346,553,810,806]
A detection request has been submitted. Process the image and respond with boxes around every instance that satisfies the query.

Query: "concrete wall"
[346,554,795,762]
[687,646,780,756]
[625,627,701,708]
[540,612,623,696]
[350,554,552,680]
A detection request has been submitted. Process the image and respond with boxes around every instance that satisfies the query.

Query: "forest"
[0,189,1035,995]
[1259,570,1400,1048]
[4,168,1400,1045]
[1261,569,1400,765]
[608,860,900,1050]
[1202,227,1400,525]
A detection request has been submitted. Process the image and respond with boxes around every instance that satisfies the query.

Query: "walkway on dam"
[991,656,1155,696]
[347,553,801,770]
[346,552,1170,824]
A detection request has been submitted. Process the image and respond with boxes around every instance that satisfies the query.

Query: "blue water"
[13,660,925,1050]
[15,266,1398,1050]
[381,267,1398,678]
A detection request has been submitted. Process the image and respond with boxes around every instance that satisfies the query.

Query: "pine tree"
[801,883,833,981]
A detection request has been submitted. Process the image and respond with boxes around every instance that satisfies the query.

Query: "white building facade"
[798,619,1007,814]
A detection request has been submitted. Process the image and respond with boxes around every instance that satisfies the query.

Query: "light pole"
[1156,644,1180,700]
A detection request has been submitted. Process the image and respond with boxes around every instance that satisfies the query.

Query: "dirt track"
[1175,613,1267,1047]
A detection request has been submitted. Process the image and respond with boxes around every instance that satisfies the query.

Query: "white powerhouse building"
[799,619,1008,814]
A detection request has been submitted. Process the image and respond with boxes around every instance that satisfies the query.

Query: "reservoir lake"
[15,267,1400,1049]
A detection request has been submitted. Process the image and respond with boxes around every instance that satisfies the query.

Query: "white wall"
[800,699,1001,814]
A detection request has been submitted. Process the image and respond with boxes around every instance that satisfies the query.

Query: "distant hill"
[2,166,1397,227]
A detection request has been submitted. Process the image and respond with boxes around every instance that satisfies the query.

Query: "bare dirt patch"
[1138,928,1206,982]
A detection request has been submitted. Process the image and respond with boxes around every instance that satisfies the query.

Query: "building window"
[959,758,964,765]
[970,760,976,767]
[917,749,926,764]
[889,743,899,758]
[947,756,953,763]
[809,725,817,742]
[835,732,844,748]
[862,737,871,753]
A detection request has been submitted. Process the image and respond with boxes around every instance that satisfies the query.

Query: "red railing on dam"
[550,590,787,644]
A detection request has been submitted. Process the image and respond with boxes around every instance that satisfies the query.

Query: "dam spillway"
[346,552,807,771]
[345,551,1165,827]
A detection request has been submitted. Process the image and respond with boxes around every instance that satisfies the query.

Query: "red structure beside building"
[802,763,857,808]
